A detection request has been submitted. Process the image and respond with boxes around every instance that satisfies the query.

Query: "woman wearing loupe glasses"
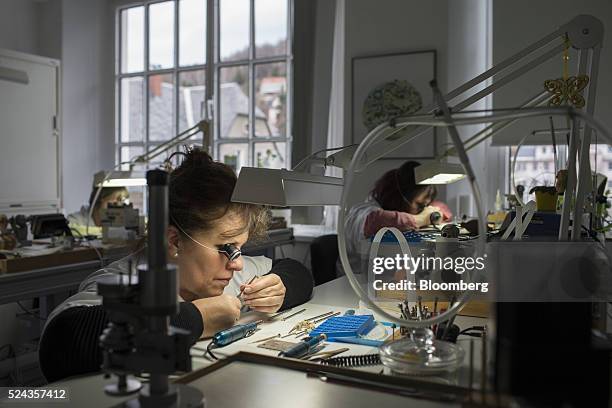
[39,148,314,382]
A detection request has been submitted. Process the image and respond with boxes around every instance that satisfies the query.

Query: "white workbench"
[30,277,487,408]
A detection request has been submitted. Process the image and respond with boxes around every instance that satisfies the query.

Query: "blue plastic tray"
[310,315,376,339]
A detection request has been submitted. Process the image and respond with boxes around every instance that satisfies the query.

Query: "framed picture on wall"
[351,50,437,159]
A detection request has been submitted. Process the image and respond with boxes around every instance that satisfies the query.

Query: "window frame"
[114,0,293,171]
[506,143,612,200]
[213,0,293,170]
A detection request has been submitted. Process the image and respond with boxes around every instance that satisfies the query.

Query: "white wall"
[61,0,115,214]
[0,0,114,349]
[445,0,500,214]
[310,0,336,154]
[0,0,115,214]
[343,0,449,207]
[0,0,38,54]
[37,0,62,60]
[0,0,46,354]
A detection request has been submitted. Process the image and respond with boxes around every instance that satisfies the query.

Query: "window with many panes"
[510,144,612,215]
[116,0,292,178]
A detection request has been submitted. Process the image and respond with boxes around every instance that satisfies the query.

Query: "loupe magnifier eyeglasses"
[219,244,241,261]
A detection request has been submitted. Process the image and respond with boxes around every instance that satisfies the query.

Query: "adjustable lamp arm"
[358,15,603,170]
[132,120,211,165]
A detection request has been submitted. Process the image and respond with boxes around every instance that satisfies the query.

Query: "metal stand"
[97,170,204,408]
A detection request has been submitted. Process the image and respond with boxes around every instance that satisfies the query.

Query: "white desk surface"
[38,276,487,408]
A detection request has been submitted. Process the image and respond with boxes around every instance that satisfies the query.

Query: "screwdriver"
[212,320,263,347]
[278,334,327,359]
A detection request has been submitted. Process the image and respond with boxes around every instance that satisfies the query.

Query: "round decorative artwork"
[362,80,422,131]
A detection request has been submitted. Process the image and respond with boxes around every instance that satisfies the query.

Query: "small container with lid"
[379,327,465,375]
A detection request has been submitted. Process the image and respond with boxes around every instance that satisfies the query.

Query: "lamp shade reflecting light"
[94,171,147,187]
[231,167,343,206]
[414,162,466,185]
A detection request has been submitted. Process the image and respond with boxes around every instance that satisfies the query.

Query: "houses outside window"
[116,0,292,178]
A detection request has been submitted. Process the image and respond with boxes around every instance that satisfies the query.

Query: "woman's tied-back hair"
[169,148,269,241]
[370,161,437,212]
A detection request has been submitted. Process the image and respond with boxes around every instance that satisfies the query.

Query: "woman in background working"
[39,149,314,382]
[67,186,129,236]
[342,160,452,274]
[338,80,452,273]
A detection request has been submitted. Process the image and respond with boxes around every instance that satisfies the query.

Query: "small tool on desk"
[306,347,349,362]
[238,275,258,298]
[280,308,306,321]
[278,334,327,359]
[205,320,263,359]
[281,331,305,339]
[288,311,341,336]
[288,322,315,335]
[303,311,335,322]
[309,311,341,324]
[331,337,383,347]
[269,308,294,319]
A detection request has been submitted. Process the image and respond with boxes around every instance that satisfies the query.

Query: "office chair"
[310,234,339,286]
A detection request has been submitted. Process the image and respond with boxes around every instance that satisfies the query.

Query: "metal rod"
[310,311,341,324]
[481,329,487,404]
[570,49,591,240]
[560,115,579,239]
[550,116,558,175]
[453,43,565,112]
[135,122,202,163]
[281,330,306,339]
[469,338,474,402]
[572,45,601,240]
[280,308,306,321]
[369,108,611,143]
[269,308,295,319]
[460,91,550,152]
[303,311,335,322]
[442,28,562,104]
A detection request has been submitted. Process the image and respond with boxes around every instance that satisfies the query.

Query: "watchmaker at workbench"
[67,185,130,236]
[341,160,452,274]
[38,149,314,382]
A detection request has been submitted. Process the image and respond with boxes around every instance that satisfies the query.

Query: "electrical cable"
[205,342,219,360]
[458,326,486,338]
